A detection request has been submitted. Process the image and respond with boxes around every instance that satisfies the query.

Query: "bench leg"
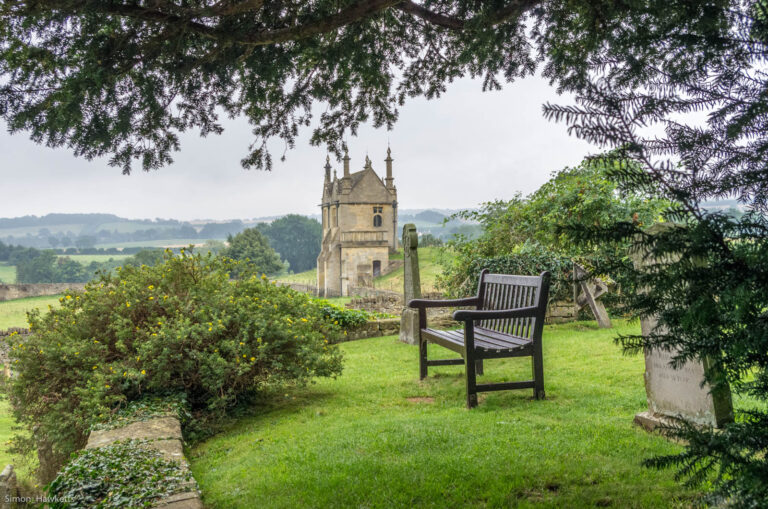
[419,338,428,380]
[532,346,545,400]
[475,359,484,376]
[465,350,478,409]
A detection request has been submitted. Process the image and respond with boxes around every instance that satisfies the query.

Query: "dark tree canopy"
[222,227,284,275]
[0,0,735,173]
[258,214,322,273]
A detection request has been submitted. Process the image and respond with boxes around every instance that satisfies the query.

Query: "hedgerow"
[3,251,344,479]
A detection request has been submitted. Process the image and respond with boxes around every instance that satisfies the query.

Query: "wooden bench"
[408,270,550,408]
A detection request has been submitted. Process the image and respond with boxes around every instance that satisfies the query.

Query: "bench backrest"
[476,270,550,339]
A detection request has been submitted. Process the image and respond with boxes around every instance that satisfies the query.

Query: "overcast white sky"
[0,74,597,221]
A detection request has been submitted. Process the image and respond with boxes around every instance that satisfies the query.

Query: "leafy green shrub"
[438,242,573,302]
[46,439,193,508]
[4,251,343,478]
[312,300,396,331]
[89,395,191,432]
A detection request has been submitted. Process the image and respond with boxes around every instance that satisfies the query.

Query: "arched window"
[373,215,382,227]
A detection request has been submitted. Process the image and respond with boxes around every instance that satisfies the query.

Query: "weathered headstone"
[573,262,612,328]
[399,224,421,345]
[631,224,733,431]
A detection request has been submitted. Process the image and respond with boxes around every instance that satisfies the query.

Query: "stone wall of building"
[0,283,86,301]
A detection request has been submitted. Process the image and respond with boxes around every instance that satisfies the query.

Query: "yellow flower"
[123,372,127,377]
[141,369,146,375]
[242,354,246,358]
[136,356,140,361]
[301,318,308,322]
[148,296,154,301]
[105,384,110,389]
[65,295,72,300]
[148,285,154,290]
[92,365,97,370]
[208,327,213,332]
[94,340,99,343]
[126,302,131,308]
[239,342,244,346]
[250,357,255,362]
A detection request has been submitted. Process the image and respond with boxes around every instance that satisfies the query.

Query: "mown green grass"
[0,264,15,284]
[190,320,699,508]
[276,268,318,284]
[0,295,62,329]
[95,238,207,249]
[375,246,445,293]
[0,400,15,469]
[57,254,131,264]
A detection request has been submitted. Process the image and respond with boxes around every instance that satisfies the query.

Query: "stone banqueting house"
[317,148,398,297]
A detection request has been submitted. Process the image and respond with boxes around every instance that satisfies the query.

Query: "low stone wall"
[0,465,19,509]
[546,301,579,324]
[85,415,202,508]
[342,312,460,342]
[343,318,401,341]
[0,283,86,302]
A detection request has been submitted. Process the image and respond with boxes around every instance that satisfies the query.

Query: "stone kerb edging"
[85,416,202,509]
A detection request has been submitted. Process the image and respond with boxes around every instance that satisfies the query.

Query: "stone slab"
[86,416,182,448]
[152,491,204,509]
[641,316,733,428]
[399,307,419,345]
[84,415,203,509]
[631,223,733,430]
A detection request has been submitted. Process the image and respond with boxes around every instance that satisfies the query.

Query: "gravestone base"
[399,308,419,345]
[633,411,680,434]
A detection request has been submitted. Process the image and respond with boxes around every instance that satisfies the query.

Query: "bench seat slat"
[421,327,532,352]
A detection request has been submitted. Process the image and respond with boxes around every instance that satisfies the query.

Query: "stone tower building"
[317,148,398,297]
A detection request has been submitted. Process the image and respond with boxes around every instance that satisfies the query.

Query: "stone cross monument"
[399,224,421,345]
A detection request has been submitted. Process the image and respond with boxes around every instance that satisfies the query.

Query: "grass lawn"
[374,246,445,293]
[0,400,15,469]
[0,295,62,329]
[276,268,318,285]
[95,238,206,249]
[0,264,15,284]
[58,254,131,264]
[190,320,698,508]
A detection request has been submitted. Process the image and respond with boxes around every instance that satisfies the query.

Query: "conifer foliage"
[543,3,768,505]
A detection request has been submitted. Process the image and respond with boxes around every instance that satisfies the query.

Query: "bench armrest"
[453,305,539,322]
[408,297,480,309]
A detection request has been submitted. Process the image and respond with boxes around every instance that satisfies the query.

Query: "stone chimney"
[341,148,352,194]
[343,148,350,178]
[385,147,394,189]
